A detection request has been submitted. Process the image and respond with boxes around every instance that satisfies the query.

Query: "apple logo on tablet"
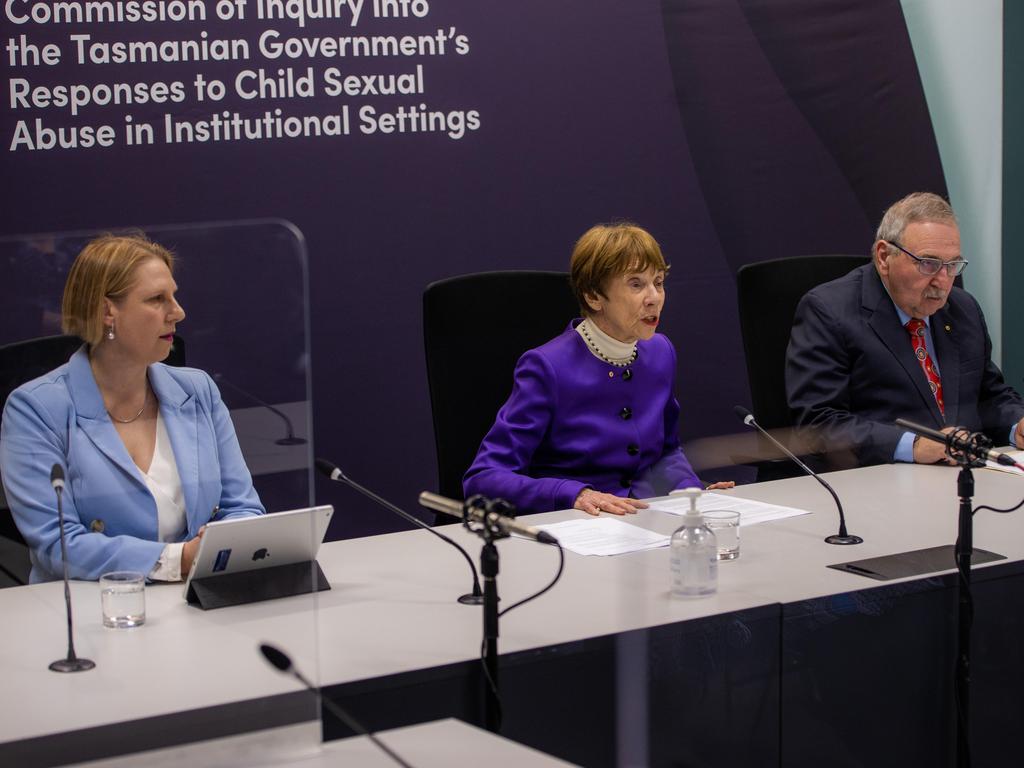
[252,548,269,561]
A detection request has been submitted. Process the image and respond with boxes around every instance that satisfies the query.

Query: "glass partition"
[0,222,326,765]
[0,220,315,511]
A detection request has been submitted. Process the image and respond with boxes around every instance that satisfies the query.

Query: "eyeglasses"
[885,240,968,277]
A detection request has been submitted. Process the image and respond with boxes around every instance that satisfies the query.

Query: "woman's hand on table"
[705,481,736,491]
[574,489,648,516]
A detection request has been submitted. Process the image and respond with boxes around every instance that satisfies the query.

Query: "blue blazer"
[786,264,1024,467]
[0,347,264,582]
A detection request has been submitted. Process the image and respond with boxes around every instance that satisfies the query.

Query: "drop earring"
[106,321,115,341]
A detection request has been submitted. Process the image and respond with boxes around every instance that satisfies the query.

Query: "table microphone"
[895,418,1023,469]
[213,373,306,446]
[259,643,413,768]
[418,491,558,544]
[314,458,484,605]
[734,406,862,545]
[48,463,95,673]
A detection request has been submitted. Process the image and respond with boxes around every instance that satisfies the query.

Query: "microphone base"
[825,534,864,546]
[458,592,485,606]
[49,656,95,673]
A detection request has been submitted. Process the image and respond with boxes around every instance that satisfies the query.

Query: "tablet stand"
[186,560,330,610]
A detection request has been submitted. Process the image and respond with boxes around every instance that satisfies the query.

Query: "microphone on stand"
[416,492,560,733]
[314,458,484,605]
[213,373,306,446]
[259,643,413,768]
[48,464,95,673]
[895,419,1024,469]
[734,406,862,545]
[418,492,558,545]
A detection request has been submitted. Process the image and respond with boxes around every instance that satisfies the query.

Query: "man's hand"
[574,488,648,516]
[913,427,956,465]
[1014,417,1024,449]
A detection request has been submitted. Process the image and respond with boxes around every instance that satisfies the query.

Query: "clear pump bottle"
[670,487,718,598]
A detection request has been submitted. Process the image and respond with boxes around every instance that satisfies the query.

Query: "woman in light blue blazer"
[0,234,264,583]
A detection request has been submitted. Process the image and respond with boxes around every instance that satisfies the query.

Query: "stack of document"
[533,494,814,557]
[533,518,669,556]
[649,493,812,526]
[984,450,1024,476]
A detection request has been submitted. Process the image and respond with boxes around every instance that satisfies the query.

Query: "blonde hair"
[62,234,175,346]
[570,223,669,316]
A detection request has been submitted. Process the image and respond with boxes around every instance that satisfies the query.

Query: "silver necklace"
[578,320,638,368]
[108,392,149,424]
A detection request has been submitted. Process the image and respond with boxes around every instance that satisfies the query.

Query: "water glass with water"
[100,571,146,628]
[704,510,741,560]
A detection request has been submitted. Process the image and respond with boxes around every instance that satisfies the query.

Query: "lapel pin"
[944,324,951,332]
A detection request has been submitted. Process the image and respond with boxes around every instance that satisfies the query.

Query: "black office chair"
[736,255,870,479]
[0,334,186,585]
[423,272,578,520]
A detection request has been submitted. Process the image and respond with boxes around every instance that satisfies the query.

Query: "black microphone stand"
[735,406,861,544]
[953,453,976,768]
[947,428,989,768]
[49,472,95,673]
[259,643,412,768]
[213,373,307,446]
[895,420,990,768]
[460,495,512,733]
[316,459,484,605]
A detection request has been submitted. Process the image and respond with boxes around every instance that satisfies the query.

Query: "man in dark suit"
[786,192,1024,468]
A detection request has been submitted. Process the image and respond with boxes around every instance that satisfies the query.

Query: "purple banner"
[1,0,945,538]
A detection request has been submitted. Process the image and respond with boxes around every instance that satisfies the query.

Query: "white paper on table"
[983,450,1024,475]
[648,492,812,526]
[532,517,670,556]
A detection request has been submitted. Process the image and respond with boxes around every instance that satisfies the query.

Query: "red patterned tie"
[906,318,944,416]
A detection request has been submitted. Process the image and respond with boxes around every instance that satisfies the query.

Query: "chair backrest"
[0,335,83,416]
[423,271,578,502]
[736,256,870,430]
[0,334,186,552]
[0,334,186,415]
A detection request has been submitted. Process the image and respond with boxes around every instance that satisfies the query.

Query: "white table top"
[3,462,1022,753]
[68,718,578,768]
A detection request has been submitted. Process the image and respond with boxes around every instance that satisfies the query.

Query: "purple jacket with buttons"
[463,322,701,513]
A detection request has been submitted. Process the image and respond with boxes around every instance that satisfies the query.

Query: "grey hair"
[874,192,958,252]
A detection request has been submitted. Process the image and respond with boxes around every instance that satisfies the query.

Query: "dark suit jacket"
[785,263,1024,467]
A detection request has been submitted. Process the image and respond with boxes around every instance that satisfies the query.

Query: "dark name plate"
[828,545,1005,581]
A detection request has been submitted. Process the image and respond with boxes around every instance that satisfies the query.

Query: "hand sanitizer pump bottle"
[670,487,718,598]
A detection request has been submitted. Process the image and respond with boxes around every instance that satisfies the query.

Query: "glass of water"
[100,571,146,628]
[704,510,741,560]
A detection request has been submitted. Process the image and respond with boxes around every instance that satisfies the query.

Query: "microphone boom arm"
[734,406,861,545]
[315,458,484,605]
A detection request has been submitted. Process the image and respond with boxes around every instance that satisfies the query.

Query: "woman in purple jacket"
[463,223,732,515]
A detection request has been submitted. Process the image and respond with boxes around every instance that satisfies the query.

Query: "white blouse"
[143,412,187,581]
